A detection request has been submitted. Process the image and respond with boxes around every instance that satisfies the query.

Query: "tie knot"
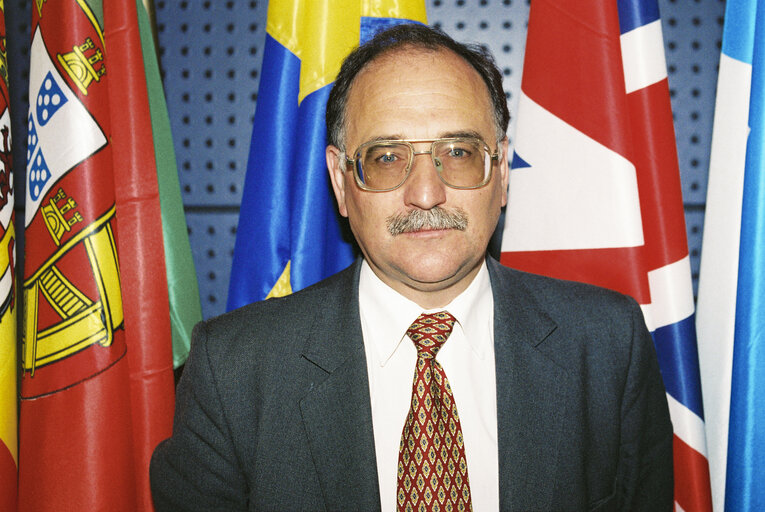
[406,311,456,358]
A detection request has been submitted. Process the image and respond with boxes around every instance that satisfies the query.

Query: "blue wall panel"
[156,0,268,207]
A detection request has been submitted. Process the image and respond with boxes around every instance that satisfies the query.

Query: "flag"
[502,1,712,510]
[0,3,16,509]
[135,0,201,367]
[19,0,185,509]
[696,0,765,509]
[104,0,192,507]
[20,2,134,508]
[227,0,427,310]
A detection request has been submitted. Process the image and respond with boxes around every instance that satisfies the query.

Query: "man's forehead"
[356,45,473,79]
[343,47,493,136]
[346,47,487,110]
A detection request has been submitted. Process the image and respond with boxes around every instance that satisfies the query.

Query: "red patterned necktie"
[397,311,472,511]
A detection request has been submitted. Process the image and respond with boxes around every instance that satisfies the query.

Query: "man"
[151,24,673,511]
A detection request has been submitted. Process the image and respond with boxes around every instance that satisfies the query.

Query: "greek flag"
[697,0,765,509]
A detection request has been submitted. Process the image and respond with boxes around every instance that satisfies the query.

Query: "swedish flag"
[228,0,427,309]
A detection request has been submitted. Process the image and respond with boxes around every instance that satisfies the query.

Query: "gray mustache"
[387,207,468,235]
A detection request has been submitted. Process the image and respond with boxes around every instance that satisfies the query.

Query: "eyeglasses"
[344,137,500,192]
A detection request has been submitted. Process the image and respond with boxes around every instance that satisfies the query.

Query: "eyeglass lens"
[355,139,489,190]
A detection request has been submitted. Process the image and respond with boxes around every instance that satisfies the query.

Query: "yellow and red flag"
[19,0,192,509]
[0,1,16,509]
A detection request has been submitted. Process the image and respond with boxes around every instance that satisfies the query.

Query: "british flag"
[502,1,712,510]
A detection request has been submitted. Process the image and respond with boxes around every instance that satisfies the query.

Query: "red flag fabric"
[104,0,175,508]
[19,1,175,509]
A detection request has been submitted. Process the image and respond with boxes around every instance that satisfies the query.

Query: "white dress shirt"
[358,260,499,511]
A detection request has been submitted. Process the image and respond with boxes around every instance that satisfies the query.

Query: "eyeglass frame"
[341,136,502,192]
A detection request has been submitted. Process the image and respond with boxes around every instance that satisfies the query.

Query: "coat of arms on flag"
[21,22,120,397]
[25,28,106,225]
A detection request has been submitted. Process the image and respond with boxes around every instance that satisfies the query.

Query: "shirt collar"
[358,259,493,366]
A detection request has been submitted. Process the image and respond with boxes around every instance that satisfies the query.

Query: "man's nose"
[402,151,447,210]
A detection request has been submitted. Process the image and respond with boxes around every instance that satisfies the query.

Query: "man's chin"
[397,259,478,290]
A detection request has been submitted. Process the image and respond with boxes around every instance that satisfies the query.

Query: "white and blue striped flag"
[697,0,765,510]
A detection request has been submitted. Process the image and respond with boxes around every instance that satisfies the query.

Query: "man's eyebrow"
[366,134,407,142]
[438,130,485,140]
[362,131,487,142]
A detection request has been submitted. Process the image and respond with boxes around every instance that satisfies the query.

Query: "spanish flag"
[0,2,16,509]
[227,0,427,310]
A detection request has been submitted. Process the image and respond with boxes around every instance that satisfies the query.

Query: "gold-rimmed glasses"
[344,137,500,192]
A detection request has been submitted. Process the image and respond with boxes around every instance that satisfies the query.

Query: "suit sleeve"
[618,299,674,511]
[150,322,249,511]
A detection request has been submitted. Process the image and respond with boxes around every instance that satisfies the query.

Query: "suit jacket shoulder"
[151,261,382,511]
[486,258,673,511]
[202,261,361,370]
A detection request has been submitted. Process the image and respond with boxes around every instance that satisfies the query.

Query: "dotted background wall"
[5,0,727,320]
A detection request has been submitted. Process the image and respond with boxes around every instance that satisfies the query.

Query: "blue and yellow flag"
[227,0,427,309]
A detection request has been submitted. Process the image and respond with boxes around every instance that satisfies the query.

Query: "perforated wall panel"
[662,0,726,206]
[156,0,268,207]
[661,0,726,286]
[185,212,239,313]
[3,1,727,320]
[7,0,31,207]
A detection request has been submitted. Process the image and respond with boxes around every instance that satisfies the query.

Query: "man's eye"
[447,147,471,158]
[375,151,400,164]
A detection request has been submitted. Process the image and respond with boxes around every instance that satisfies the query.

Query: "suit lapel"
[488,259,575,511]
[298,261,382,511]
[296,258,575,510]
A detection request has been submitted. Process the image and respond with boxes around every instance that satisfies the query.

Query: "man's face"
[327,48,509,307]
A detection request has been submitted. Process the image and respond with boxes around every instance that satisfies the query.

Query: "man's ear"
[326,145,349,217]
[499,136,510,207]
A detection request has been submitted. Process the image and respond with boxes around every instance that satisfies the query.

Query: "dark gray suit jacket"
[150,258,673,511]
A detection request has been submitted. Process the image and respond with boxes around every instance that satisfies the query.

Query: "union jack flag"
[502,2,712,510]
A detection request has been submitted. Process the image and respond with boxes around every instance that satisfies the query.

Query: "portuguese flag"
[19,1,199,509]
